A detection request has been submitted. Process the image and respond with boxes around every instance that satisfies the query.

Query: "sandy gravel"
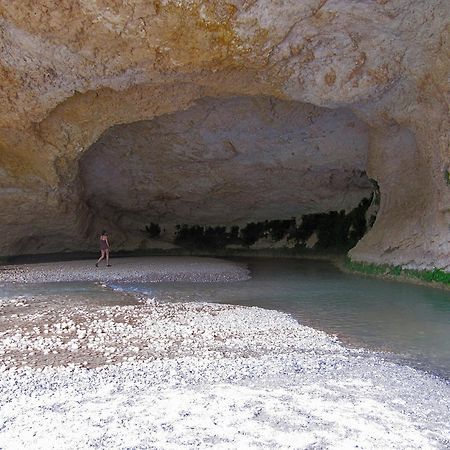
[0,256,249,283]
[0,292,449,449]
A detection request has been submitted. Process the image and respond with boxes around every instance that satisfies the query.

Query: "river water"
[109,258,450,380]
[1,258,449,379]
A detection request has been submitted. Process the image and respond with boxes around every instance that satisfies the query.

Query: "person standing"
[96,230,111,267]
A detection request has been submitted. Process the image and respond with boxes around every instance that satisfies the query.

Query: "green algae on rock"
[344,258,450,288]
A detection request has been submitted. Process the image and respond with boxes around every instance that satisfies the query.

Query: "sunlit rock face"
[0,0,448,268]
[80,97,372,231]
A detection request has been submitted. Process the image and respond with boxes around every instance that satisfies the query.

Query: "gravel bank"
[0,256,449,449]
[0,256,250,283]
[0,291,449,449]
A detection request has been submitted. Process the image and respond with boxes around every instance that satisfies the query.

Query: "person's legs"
[96,251,105,267]
[106,250,111,266]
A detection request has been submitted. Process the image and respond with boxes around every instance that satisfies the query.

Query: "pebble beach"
[0,257,449,449]
[0,256,250,284]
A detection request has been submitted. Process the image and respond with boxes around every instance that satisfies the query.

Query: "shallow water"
[109,258,450,379]
[0,280,138,310]
[1,258,450,379]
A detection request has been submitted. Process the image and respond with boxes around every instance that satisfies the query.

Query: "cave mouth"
[79,95,376,252]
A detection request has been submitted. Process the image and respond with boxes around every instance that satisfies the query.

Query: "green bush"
[172,195,375,252]
[288,197,372,250]
[145,222,161,238]
[240,222,267,246]
[174,225,239,250]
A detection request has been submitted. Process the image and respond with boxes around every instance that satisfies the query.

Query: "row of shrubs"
[145,197,375,251]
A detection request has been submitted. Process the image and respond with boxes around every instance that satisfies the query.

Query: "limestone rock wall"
[0,0,448,269]
[79,97,372,236]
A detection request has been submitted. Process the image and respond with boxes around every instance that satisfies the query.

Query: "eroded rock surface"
[0,0,448,268]
[80,97,372,230]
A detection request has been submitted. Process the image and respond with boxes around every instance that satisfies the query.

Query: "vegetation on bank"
[345,258,450,286]
[145,222,161,238]
[146,197,376,252]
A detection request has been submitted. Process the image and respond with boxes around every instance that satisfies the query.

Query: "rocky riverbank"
[0,256,250,284]
[0,290,449,448]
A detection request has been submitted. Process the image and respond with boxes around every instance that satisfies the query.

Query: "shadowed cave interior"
[78,96,377,252]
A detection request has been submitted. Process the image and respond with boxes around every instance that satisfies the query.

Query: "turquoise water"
[0,281,137,307]
[110,258,450,379]
[1,258,449,379]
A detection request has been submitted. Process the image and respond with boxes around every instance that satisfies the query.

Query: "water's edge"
[2,249,449,290]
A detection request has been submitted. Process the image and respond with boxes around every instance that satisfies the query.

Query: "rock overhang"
[79,96,373,226]
[0,0,447,269]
